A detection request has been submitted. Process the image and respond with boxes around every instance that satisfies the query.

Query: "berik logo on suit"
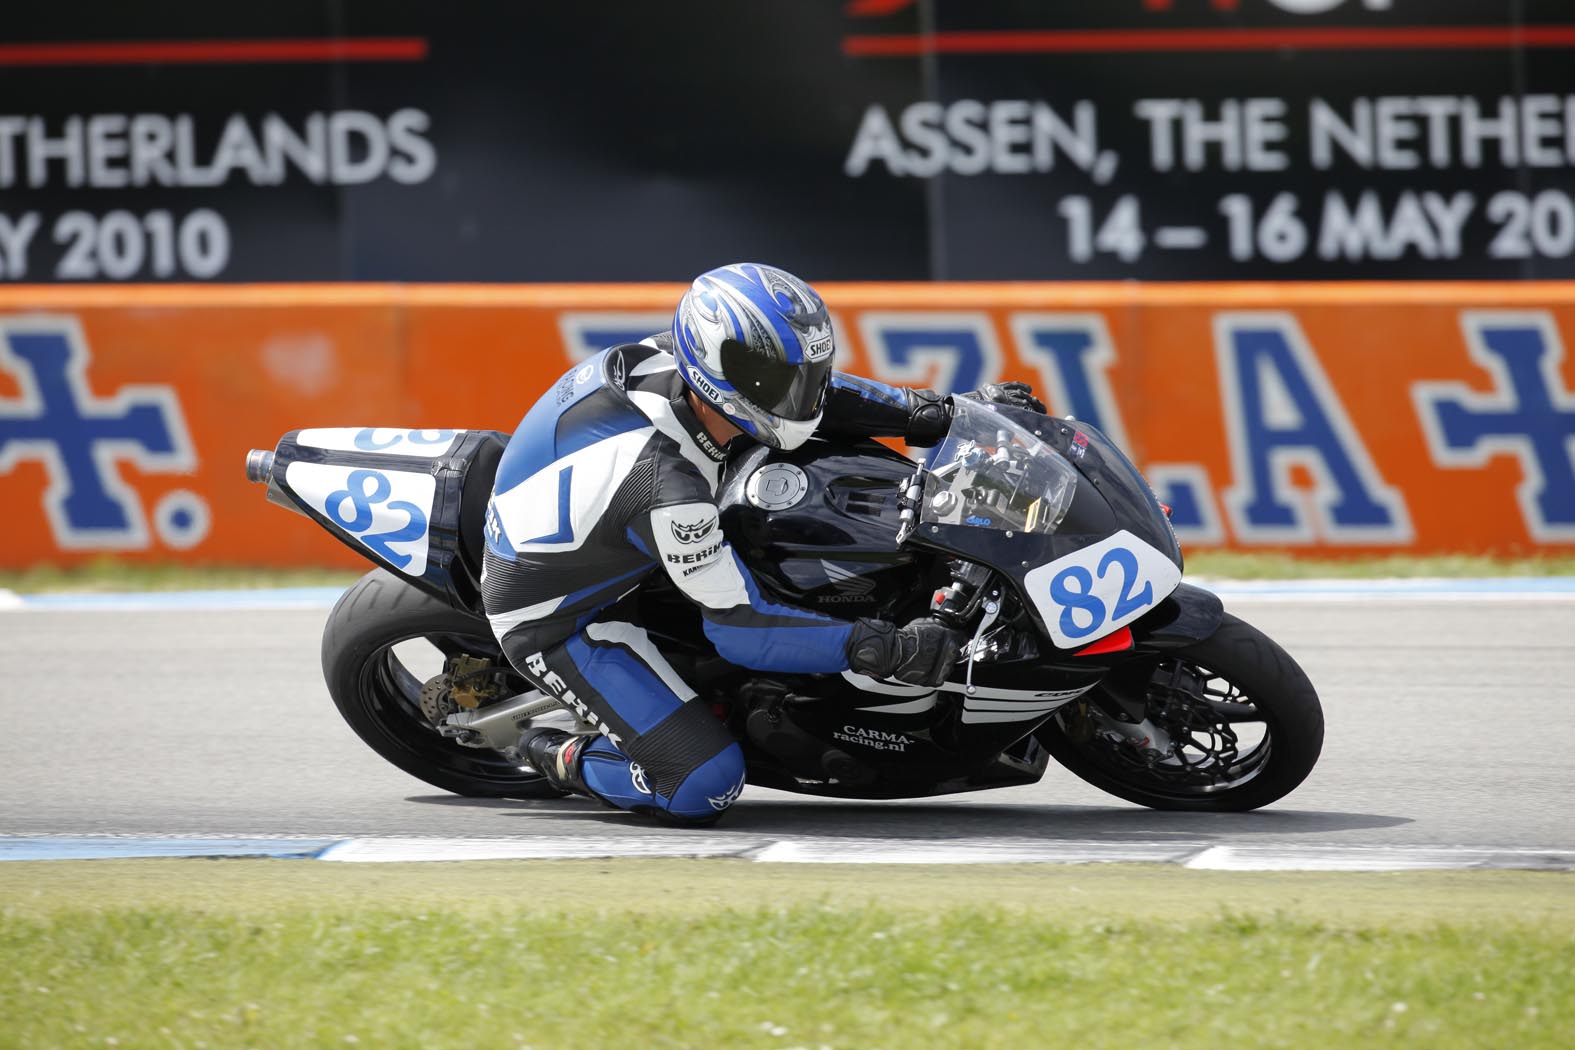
[671,517,716,545]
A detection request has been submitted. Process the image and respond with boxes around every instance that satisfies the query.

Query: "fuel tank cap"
[745,463,810,511]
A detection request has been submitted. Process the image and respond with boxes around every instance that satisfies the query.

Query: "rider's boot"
[517,726,594,797]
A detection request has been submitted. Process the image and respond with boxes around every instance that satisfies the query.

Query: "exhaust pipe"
[244,446,307,517]
[245,448,275,484]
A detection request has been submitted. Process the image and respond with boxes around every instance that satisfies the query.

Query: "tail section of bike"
[246,427,506,612]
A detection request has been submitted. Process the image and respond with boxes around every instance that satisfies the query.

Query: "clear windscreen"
[919,398,1079,536]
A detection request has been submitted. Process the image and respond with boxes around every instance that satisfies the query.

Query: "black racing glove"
[903,383,1045,446]
[847,617,964,688]
[963,381,1046,414]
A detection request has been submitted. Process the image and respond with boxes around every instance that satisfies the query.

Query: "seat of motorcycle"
[456,432,507,582]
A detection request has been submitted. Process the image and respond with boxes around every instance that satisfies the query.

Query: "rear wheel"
[1037,612,1323,811]
[321,569,560,798]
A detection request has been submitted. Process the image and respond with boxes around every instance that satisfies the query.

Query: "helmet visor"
[720,338,832,422]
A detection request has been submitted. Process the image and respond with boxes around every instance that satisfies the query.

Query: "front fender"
[1130,583,1224,651]
[1076,583,1225,722]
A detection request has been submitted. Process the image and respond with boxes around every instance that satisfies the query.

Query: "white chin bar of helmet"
[768,412,822,451]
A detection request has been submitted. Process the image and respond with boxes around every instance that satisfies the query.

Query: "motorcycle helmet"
[672,263,835,450]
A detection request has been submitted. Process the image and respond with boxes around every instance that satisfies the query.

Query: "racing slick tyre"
[1037,612,1324,812]
[321,568,562,799]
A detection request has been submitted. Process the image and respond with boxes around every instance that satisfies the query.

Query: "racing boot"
[517,726,594,797]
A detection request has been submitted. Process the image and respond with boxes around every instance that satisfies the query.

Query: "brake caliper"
[418,653,506,726]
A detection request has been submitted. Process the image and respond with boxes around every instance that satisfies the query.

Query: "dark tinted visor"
[720,338,832,421]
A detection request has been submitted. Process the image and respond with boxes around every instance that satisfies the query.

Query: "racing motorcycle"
[245,395,1323,812]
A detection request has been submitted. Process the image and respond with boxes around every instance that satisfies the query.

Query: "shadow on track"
[404,794,1410,841]
[720,802,1410,840]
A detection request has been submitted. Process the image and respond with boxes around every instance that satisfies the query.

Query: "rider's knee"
[660,743,746,823]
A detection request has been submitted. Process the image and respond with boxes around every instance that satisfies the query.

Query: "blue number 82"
[324,469,429,571]
[1048,547,1155,641]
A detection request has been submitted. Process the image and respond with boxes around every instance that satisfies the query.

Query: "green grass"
[2,861,1572,1049]
[2,551,1573,594]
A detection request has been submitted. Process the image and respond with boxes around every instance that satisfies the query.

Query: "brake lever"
[962,588,1002,696]
[893,470,924,547]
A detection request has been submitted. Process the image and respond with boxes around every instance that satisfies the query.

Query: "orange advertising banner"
[1,282,1572,568]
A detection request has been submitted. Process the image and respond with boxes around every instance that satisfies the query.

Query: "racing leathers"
[482,335,966,823]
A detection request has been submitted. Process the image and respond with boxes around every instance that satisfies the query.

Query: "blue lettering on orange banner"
[1012,313,1220,542]
[858,312,1000,396]
[0,316,196,550]
[558,313,669,361]
[1415,313,1575,541]
[1021,326,1113,429]
[1216,313,1411,544]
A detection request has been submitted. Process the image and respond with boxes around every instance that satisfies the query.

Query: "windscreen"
[919,398,1078,536]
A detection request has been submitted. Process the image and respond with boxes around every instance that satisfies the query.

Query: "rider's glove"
[903,383,1044,447]
[903,388,951,446]
[962,381,1046,414]
[847,617,964,688]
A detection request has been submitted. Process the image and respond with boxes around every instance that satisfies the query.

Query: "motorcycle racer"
[484,263,1043,824]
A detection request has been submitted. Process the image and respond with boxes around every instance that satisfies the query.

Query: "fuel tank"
[716,439,926,621]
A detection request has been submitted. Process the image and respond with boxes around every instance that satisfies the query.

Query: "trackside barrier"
[1,282,1572,567]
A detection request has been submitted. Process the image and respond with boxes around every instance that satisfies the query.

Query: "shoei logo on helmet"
[671,516,716,545]
[804,333,834,363]
[685,364,725,404]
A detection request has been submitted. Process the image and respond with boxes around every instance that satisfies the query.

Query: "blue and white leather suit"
[482,334,924,822]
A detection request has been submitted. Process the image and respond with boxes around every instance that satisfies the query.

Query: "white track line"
[6,835,1573,870]
[1185,844,1575,872]
[316,835,753,863]
[284,837,1575,870]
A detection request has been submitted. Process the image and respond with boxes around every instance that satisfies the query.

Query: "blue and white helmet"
[672,263,836,451]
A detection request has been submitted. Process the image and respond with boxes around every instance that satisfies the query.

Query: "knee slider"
[665,743,746,821]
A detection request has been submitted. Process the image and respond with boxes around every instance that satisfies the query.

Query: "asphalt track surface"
[3,589,1573,864]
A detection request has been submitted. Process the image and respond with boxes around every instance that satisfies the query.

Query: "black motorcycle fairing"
[907,409,1183,650]
[719,647,1109,798]
[1130,583,1225,651]
[718,439,929,621]
[989,406,1182,568]
[736,678,1070,800]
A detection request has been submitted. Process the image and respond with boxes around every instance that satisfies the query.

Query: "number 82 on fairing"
[1023,531,1183,649]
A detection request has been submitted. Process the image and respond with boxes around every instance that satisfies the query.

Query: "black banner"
[4,1,1575,282]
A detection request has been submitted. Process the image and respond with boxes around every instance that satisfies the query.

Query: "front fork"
[1049,581,1225,741]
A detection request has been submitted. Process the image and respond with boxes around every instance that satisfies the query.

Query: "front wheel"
[1037,612,1324,812]
[321,569,561,798]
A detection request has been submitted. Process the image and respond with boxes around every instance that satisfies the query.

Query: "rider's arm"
[814,373,951,446]
[632,499,855,673]
[634,498,959,685]
[817,373,1046,447]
